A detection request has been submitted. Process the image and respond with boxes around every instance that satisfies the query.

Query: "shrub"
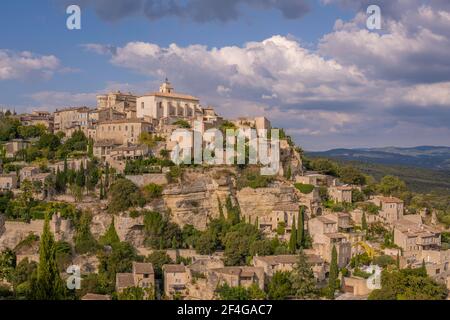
[294,183,314,194]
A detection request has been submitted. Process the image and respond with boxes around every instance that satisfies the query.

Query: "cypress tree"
[63,158,68,176]
[289,216,297,254]
[32,214,66,300]
[362,212,368,230]
[217,196,224,220]
[396,252,400,269]
[297,207,304,248]
[99,179,104,200]
[255,217,259,229]
[290,249,318,299]
[327,245,338,300]
[76,162,86,188]
[88,138,94,157]
[99,217,120,247]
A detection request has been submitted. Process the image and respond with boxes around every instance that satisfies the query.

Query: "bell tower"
[159,78,174,94]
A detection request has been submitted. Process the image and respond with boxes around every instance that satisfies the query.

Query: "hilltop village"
[0,80,448,300]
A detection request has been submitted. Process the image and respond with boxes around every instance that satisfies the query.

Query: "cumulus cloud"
[0,50,60,81]
[76,1,450,149]
[60,0,310,22]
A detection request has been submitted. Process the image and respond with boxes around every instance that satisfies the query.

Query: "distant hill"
[306,146,450,194]
[307,146,450,170]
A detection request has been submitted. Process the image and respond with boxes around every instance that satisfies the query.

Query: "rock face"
[236,184,299,223]
[90,213,146,247]
[0,214,5,238]
[0,220,44,251]
[162,169,234,230]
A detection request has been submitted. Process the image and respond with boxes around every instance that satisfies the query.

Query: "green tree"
[362,212,368,230]
[99,217,120,247]
[0,249,16,282]
[75,162,86,188]
[297,207,304,248]
[145,251,173,279]
[31,214,66,300]
[108,179,144,213]
[377,175,407,196]
[327,245,339,299]
[268,271,292,300]
[290,249,318,299]
[289,216,297,254]
[117,286,155,300]
[74,211,98,254]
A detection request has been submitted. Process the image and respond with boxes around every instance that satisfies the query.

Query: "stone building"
[137,79,202,120]
[308,215,352,268]
[96,118,153,145]
[252,253,327,282]
[393,216,441,257]
[329,185,353,203]
[370,196,404,224]
[54,106,92,136]
[115,262,155,294]
[0,173,18,190]
[207,267,265,291]
[162,264,189,299]
[4,139,30,158]
[96,91,137,110]
[20,110,54,131]
[296,173,335,187]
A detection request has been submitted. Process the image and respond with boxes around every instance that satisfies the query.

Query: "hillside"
[308,146,450,171]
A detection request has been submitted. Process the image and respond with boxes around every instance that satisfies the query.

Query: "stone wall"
[0,220,44,250]
[126,174,168,187]
[236,185,298,224]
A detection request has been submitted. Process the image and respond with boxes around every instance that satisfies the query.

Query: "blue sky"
[1,0,450,150]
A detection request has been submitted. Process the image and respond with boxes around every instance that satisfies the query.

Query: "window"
[144,274,149,279]
[141,102,145,109]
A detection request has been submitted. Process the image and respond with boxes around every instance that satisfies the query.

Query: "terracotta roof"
[133,262,154,275]
[116,273,134,289]
[98,118,151,125]
[393,219,439,237]
[255,254,323,265]
[141,92,200,101]
[163,264,187,273]
[379,197,403,204]
[317,216,337,224]
[81,293,112,300]
[211,267,262,277]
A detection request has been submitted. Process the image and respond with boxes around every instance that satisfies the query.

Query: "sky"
[1,0,450,151]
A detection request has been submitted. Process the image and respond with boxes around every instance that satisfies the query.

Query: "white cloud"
[0,50,60,80]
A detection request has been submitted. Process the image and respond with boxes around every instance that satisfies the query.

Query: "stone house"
[296,173,335,187]
[393,216,441,257]
[252,253,327,282]
[96,118,153,145]
[4,139,30,158]
[329,185,353,203]
[97,91,137,110]
[309,215,352,268]
[370,196,404,224]
[20,110,54,131]
[54,106,92,135]
[207,267,265,291]
[0,173,18,190]
[137,80,202,121]
[259,204,299,237]
[417,249,450,289]
[162,264,189,299]
[19,166,40,182]
[115,262,155,294]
